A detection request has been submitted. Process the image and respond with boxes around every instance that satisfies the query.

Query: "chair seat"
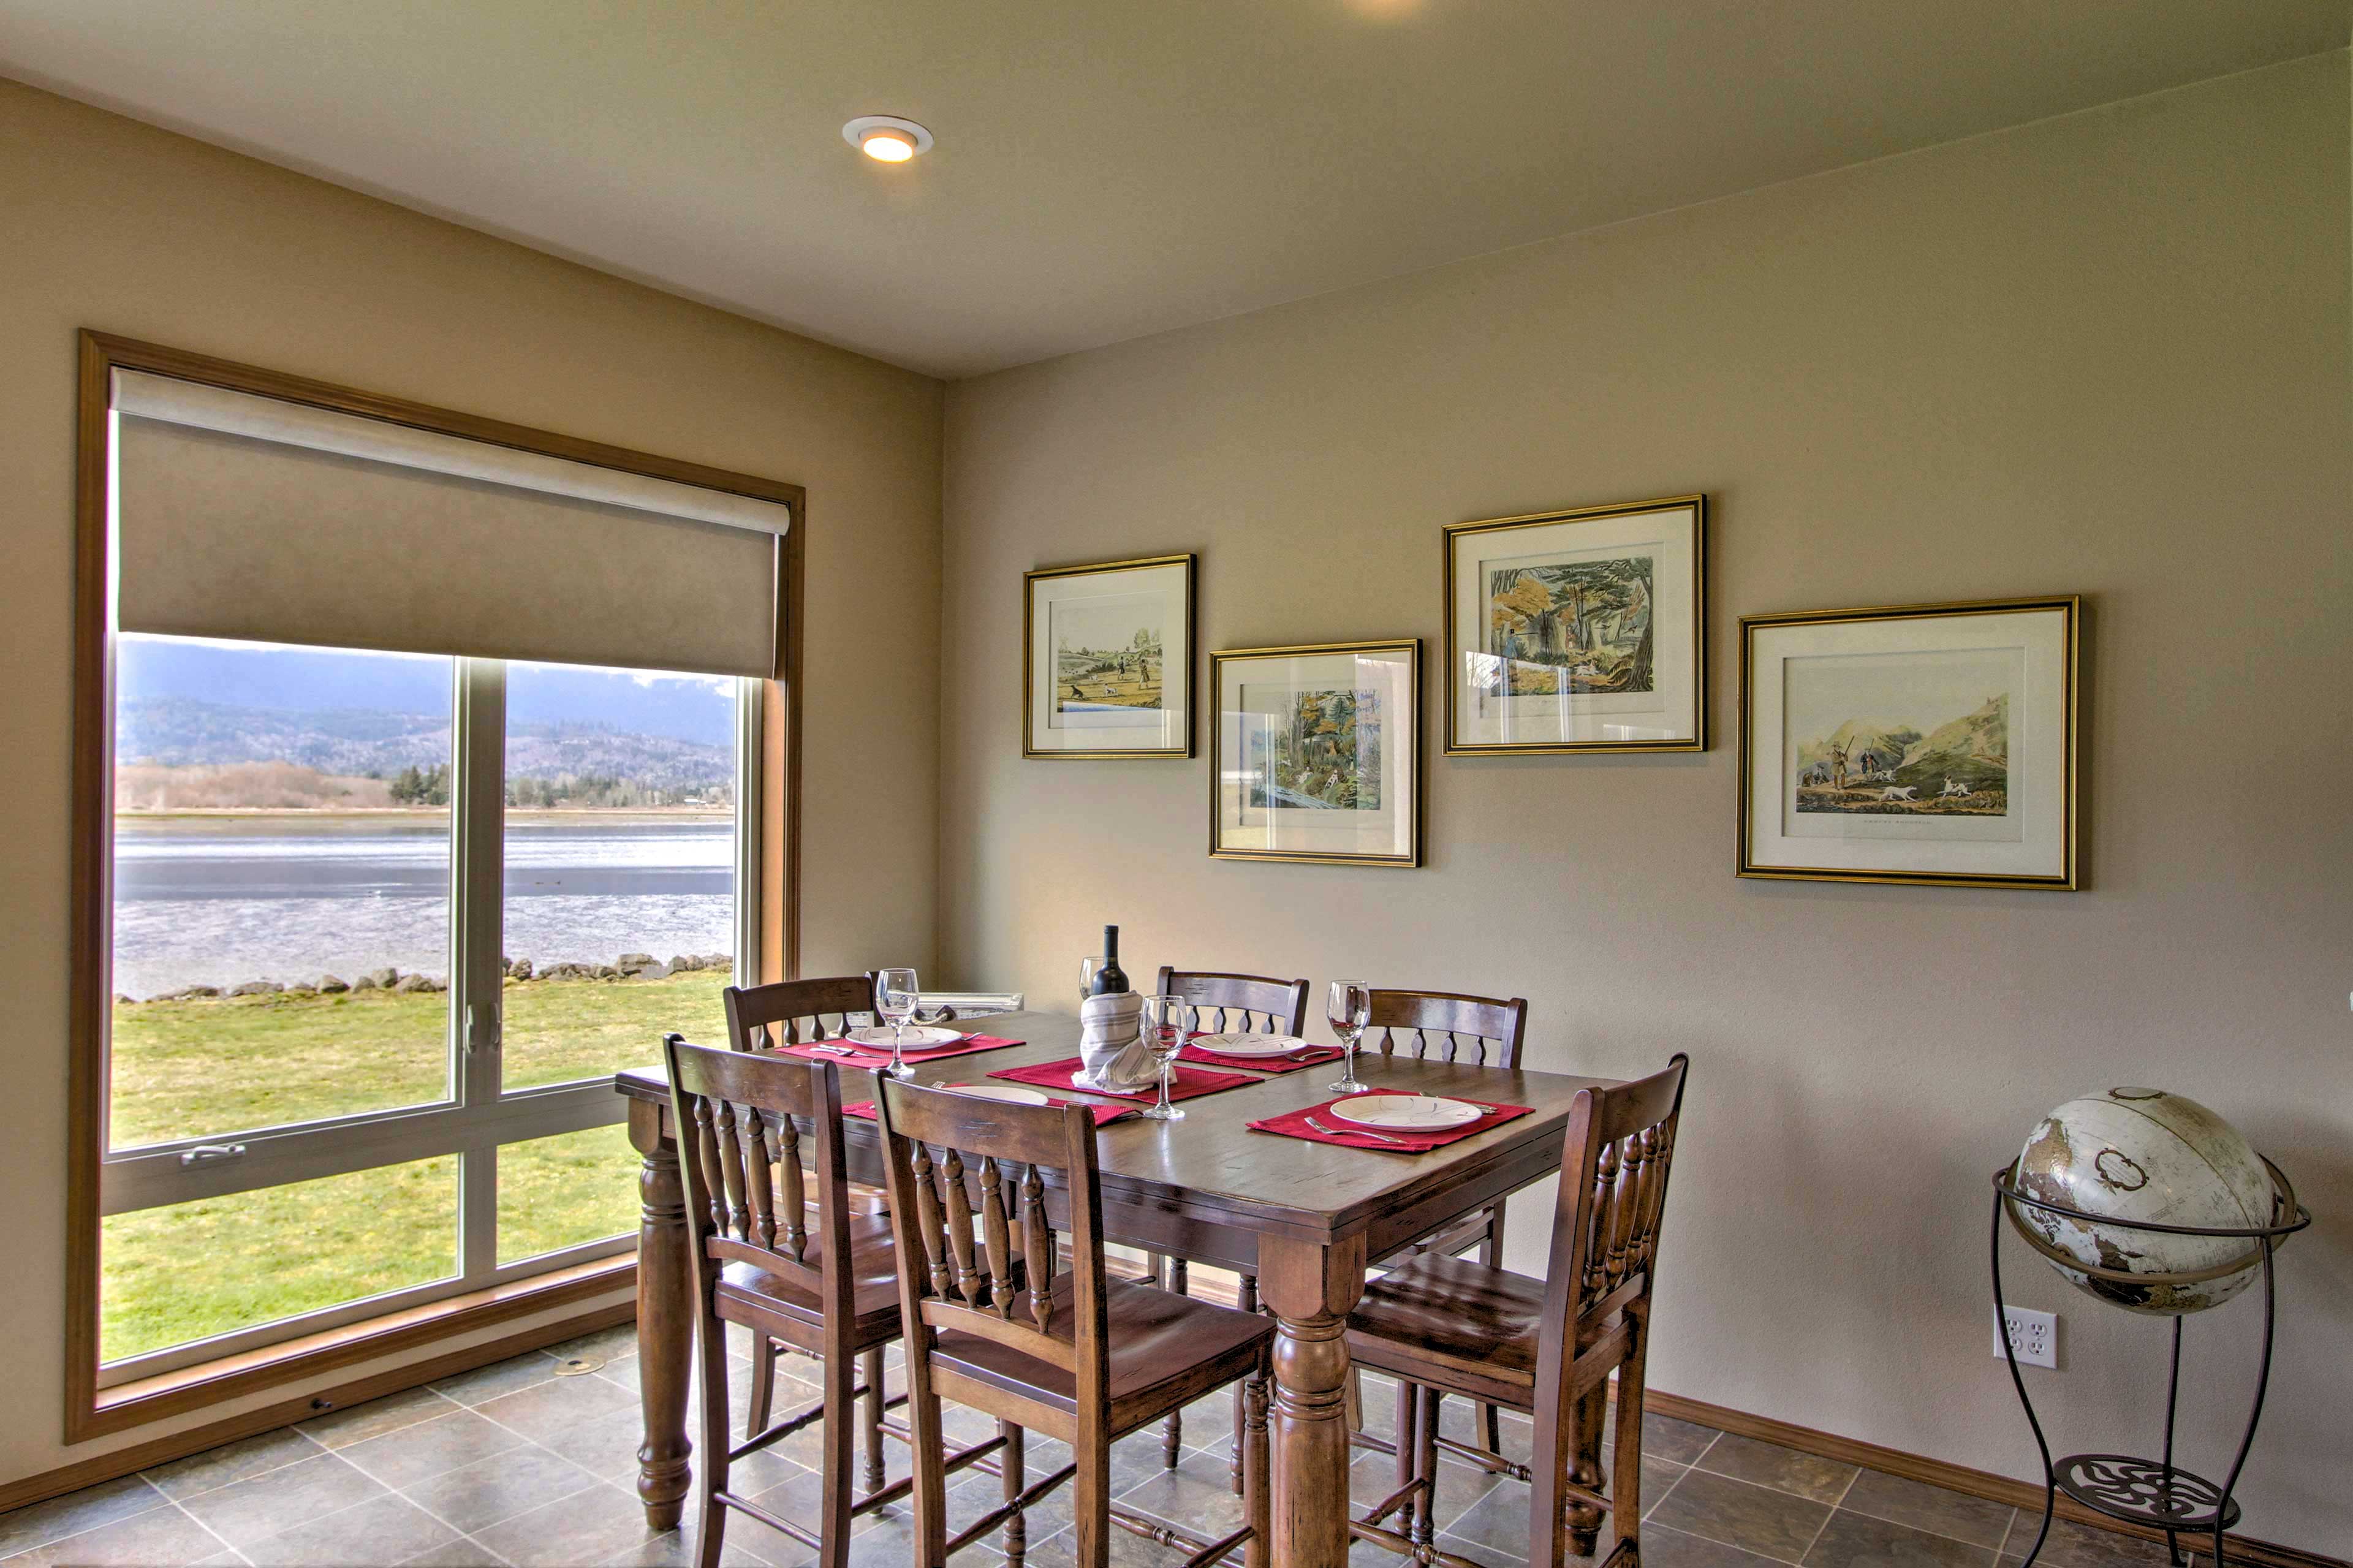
[933,1275,1273,1434]
[1347,1251,1546,1395]
[713,1210,903,1351]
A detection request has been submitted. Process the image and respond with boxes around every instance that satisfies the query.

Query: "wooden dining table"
[613,1009,1615,1568]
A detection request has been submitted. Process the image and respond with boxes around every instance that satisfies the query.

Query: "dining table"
[612,1008,1616,1568]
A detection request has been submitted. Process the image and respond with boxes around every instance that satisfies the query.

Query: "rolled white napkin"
[1073,990,1158,1093]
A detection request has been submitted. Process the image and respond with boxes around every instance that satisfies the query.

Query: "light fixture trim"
[842,115,934,161]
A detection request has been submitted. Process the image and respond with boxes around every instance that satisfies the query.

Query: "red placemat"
[988,1057,1258,1104]
[843,1094,1138,1126]
[771,1033,1024,1070]
[1248,1095,1533,1153]
[1178,1040,1343,1075]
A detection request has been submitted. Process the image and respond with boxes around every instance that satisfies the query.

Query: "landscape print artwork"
[1048,590,1165,725]
[1241,687,1381,812]
[1484,553,1654,695]
[1783,646,2020,835]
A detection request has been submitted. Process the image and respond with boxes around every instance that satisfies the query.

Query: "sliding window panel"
[499,661,740,1091]
[109,637,458,1150]
[100,1155,459,1366]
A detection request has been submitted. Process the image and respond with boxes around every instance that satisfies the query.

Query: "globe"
[2010,1087,2278,1316]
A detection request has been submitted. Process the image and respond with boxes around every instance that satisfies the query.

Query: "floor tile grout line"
[0,1472,175,1559]
[142,1428,333,1504]
[1836,1492,2025,1555]
[164,1491,241,1561]
[1794,1468,1860,1564]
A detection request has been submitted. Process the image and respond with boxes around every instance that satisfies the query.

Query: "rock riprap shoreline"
[123,951,733,1005]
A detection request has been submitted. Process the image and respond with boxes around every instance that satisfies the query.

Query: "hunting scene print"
[1483,554,1654,695]
[1244,687,1382,811]
[1050,593,1165,716]
[1787,649,2014,819]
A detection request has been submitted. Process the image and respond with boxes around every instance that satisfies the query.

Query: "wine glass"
[1140,994,1192,1121]
[1078,956,1101,1005]
[874,967,920,1080]
[1327,979,1373,1094]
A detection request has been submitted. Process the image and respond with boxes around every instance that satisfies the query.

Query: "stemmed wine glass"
[1140,994,1192,1121]
[874,967,920,1080]
[1327,979,1373,1094]
[1078,956,1101,1004]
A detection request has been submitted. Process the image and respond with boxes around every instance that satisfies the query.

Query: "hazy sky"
[1783,645,2018,745]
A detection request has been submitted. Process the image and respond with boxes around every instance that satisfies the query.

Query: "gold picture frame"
[1209,638,1422,868]
[1023,553,1195,759]
[1738,596,2081,890]
[1442,494,1707,755]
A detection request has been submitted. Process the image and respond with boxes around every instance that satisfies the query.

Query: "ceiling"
[2,2,2343,379]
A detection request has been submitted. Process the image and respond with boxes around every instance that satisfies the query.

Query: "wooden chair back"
[1153,967,1311,1035]
[874,1080,1111,1403]
[662,1034,854,1322]
[1536,1053,1689,1362]
[1364,988,1528,1069]
[723,974,878,1051]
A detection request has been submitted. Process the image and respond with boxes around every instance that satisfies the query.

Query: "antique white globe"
[2009,1088,2276,1316]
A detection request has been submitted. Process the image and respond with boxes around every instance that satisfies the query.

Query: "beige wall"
[0,81,942,1484]
[942,53,2352,1553]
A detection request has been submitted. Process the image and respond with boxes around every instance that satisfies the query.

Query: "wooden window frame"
[67,331,806,1441]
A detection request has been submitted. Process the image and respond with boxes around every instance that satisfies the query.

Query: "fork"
[1305,1114,1406,1145]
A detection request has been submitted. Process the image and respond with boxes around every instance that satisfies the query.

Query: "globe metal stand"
[1989,1160,2310,1568]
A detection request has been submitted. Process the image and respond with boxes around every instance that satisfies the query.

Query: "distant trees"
[388,763,450,806]
[504,773,732,809]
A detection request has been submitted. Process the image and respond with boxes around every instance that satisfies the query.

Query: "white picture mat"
[1028,561,1188,752]
[1450,504,1699,746]
[1746,608,2069,879]
[1217,650,1415,859]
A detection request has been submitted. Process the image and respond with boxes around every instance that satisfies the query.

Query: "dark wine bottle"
[1089,925,1130,996]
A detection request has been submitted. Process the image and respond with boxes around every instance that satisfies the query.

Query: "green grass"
[101,974,728,1363]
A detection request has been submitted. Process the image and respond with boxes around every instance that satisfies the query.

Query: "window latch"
[179,1143,246,1167]
[466,1001,501,1056]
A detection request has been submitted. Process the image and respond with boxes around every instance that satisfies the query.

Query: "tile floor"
[1,1326,2185,1568]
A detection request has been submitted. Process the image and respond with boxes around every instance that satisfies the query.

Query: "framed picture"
[1024,553,1195,759]
[1444,494,1707,754]
[1210,639,1421,867]
[1739,596,2080,889]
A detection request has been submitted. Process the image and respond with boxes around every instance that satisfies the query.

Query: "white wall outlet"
[1994,1305,2059,1369]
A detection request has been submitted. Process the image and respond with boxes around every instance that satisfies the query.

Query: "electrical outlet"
[1994,1305,2059,1369]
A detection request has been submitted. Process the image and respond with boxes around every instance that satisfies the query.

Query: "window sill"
[72,1254,634,1442]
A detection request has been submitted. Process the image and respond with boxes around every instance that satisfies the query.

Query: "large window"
[101,635,754,1374]
[74,336,799,1436]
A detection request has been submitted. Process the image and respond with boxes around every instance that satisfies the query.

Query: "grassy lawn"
[102,974,729,1363]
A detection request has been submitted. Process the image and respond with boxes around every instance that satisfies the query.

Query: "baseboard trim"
[0,1299,632,1517]
[1646,1388,2343,1568]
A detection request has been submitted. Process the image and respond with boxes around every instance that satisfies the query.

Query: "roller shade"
[111,371,789,678]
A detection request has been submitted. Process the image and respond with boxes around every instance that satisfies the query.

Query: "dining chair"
[723,977,890,1467]
[876,1077,1275,1568]
[1344,1053,1690,1568]
[663,1036,1005,1568]
[1147,966,1311,1467]
[1352,988,1530,1469]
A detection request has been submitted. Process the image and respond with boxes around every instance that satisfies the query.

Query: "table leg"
[629,1099,693,1531]
[1256,1234,1367,1568]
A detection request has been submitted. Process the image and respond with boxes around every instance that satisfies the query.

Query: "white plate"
[846,1025,963,1048]
[1327,1094,1485,1131]
[1190,1033,1314,1059]
[944,1085,1050,1105]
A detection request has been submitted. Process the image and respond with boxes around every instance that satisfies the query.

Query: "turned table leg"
[629,1098,693,1531]
[1256,1234,1367,1568]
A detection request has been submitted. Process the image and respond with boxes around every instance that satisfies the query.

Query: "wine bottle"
[1089,925,1130,996]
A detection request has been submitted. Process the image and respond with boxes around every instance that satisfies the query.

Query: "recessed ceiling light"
[843,115,933,164]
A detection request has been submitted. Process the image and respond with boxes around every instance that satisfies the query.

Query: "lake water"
[113,814,734,998]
